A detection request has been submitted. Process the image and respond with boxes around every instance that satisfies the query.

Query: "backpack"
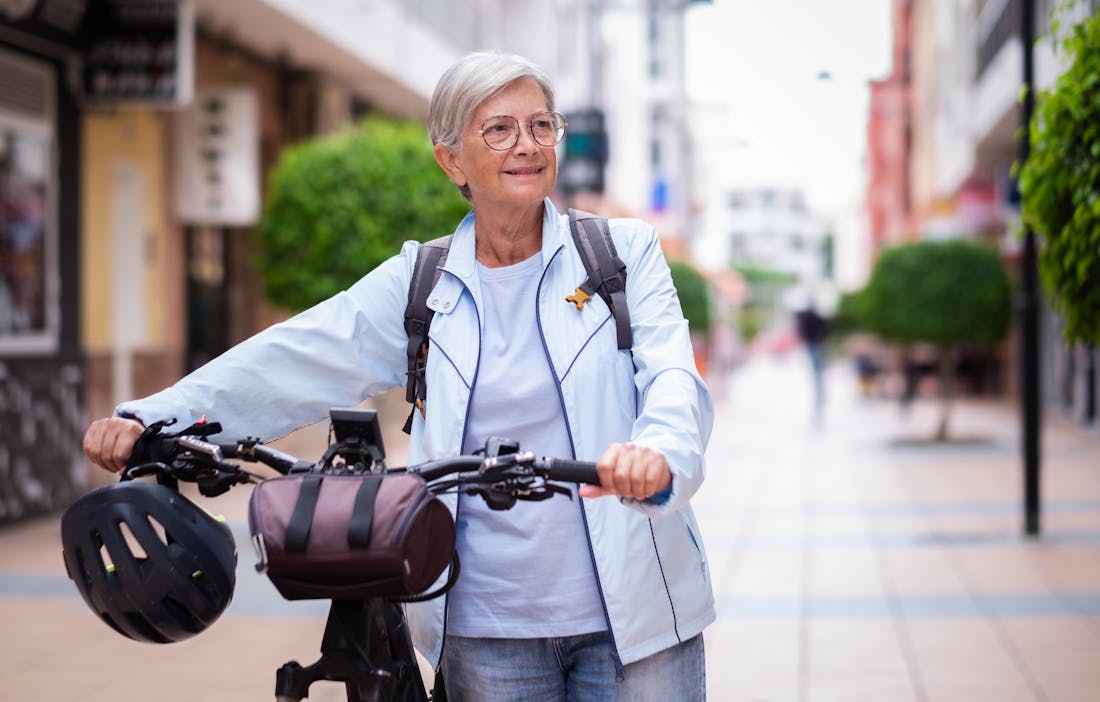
[401,208,631,433]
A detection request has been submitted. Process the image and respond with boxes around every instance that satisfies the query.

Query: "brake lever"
[121,462,170,481]
[470,485,518,511]
[516,481,573,502]
[197,470,253,497]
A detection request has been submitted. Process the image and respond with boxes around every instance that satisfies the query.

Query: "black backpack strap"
[403,236,451,434]
[567,208,632,350]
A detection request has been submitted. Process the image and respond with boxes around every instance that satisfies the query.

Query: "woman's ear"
[434,143,466,189]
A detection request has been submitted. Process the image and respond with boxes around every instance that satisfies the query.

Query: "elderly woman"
[83,51,714,700]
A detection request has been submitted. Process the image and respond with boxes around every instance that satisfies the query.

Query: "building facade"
[0,5,85,522]
[866,0,1099,420]
[2,0,702,522]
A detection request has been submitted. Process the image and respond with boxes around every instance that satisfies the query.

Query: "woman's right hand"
[83,417,145,473]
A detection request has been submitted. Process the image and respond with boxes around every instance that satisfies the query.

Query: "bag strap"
[285,474,323,552]
[403,236,452,434]
[567,209,632,350]
[270,551,461,602]
[346,475,383,549]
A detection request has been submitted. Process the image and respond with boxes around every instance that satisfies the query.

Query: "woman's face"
[435,77,558,211]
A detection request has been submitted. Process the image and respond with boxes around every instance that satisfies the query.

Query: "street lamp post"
[1019,0,1041,536]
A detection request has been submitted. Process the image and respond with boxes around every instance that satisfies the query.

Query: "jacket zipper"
[536,245,626,680]
[436,270,482,671]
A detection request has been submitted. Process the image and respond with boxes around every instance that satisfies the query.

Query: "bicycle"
[66,408,600,702]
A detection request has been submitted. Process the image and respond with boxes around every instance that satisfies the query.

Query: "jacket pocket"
[679,510,709,583]
[651,508,710,589]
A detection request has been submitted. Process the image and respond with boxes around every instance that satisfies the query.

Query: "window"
[0,49,56,353]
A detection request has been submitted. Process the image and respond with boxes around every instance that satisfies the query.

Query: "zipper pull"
[251,533,268,573]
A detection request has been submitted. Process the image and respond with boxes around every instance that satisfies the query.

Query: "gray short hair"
[428,51,556,151]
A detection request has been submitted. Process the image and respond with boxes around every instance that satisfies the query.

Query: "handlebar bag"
[248,473,455,600]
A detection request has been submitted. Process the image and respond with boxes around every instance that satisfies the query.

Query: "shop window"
[0,49,56,354]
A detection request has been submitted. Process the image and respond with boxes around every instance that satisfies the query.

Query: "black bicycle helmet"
[60,481,237,644]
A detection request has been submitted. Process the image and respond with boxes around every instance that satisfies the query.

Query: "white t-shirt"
[445,252,607,638]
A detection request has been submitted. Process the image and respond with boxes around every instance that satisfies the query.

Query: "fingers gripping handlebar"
[413,451,601,510]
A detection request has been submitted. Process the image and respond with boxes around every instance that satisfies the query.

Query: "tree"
[860,239,1013,440]
[1017,4,1100,346]
[731,264,797,343]
[258,116,470,311]
[668,259,711,333]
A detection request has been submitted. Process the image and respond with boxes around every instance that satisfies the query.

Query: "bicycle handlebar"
[122,419,600,505]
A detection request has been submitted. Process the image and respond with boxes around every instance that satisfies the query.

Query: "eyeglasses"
[476,111,568,151]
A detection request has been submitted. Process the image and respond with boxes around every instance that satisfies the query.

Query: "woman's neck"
[473,201,544,268]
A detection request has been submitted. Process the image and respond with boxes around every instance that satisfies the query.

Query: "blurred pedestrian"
[796,303,829,413]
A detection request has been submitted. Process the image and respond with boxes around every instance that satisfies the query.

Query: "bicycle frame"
[275,598,428,702]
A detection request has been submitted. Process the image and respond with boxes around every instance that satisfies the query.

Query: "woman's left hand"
[579,442,672,500]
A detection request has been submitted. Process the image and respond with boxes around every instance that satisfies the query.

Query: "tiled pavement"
[2,355,1099,701]
[697,354,1100,701]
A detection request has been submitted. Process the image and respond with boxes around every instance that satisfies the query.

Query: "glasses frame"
[476,111,568,151]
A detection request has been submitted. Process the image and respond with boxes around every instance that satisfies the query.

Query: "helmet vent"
[117,520,148,560]
[147,514,170,546]
[92,528,114,575]
[162,593,203,634]
[122,611,170,644]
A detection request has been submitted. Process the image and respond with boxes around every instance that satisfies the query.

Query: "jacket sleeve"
[115,243,419,442]
[613,220,714,518]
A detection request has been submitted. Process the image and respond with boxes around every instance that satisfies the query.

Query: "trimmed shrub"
[258,116,470,311]
[861,239,1012,346]
[668,259,711,333]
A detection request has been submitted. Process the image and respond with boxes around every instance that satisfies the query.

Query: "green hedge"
[1018,5,1100,345]
[668,260,711,333]
[860,239,1012,345]
[258,116,470,311]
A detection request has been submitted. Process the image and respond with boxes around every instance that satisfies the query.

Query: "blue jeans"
[440,631,705,701]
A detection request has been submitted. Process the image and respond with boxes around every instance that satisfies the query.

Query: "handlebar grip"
[546,459,600,485]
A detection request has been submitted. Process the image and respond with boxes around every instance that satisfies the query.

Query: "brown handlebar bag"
[248,472,456,600]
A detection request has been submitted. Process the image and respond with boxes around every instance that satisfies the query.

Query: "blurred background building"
[866,0,1098,423]
[0,0,1096,523]
[705,185,825,295]
[0,0,703,522]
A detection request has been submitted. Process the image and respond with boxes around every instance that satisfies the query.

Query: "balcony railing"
[977,0,1086,80]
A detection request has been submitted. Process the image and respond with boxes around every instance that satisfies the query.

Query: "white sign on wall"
[173,87,259,226]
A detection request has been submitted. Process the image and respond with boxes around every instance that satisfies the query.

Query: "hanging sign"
[173,87,260,226]
[82,0,194,105]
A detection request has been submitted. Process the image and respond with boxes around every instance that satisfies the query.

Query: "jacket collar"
[441,198,566,282]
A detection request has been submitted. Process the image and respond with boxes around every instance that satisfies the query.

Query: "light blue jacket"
[119,198,715,668]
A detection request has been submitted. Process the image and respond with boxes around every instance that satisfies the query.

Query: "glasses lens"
[530,112,566,147]
[481,116,519,150]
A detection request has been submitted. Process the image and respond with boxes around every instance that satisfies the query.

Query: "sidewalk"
[1,356,1098,700]
[700,353,1100,701]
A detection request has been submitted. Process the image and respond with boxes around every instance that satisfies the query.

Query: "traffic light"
[559,108,608,194]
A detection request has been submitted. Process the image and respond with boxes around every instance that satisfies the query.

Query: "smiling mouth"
[505,167,543,176]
